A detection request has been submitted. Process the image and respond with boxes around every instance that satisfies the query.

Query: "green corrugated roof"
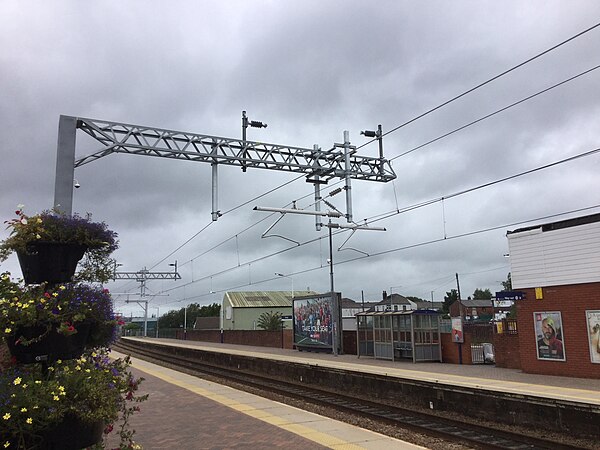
[225,291,318,308]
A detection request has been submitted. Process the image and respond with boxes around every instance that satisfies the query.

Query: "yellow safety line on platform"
[123,338,600,406]
[112,351,366,450]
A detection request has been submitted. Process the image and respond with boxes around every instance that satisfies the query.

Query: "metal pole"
[211,163,219,221]
[314,144,322,231]
[329,219,338,356]
[241,110,248,172]
[184,305,187,340]
[456,273,463,319]
[156,306,160,338]
[377,124,384,176]
[54,115,77,215]
[343,131,353,223]
[143,301,148,337]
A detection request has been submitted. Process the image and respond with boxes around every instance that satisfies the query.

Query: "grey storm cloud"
[1,0,600,315]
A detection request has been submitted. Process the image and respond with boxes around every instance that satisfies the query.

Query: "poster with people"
[293,295,334,349]
[586,310,600,364]
[533,311,565,361]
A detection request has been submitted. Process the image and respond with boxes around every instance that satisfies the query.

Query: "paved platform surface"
[109,349,425,449]
[123,337,600,406]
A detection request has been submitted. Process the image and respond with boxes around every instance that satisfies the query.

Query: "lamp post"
[275,272,294,298]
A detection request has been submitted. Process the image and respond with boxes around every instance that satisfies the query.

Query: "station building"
[506,212,600,378]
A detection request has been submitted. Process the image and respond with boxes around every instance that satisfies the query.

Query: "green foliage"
[256,311,283,331]
[0,206,119,283]
[0,350,147,449]
[123,322,141,331]
[501,273,512,291]
[442,289,458,314]
[472,288,493,300]
[0,273,117,347]
[157,303,221,329]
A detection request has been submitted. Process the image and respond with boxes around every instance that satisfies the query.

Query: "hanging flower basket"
[5,322,91,364]
[40,414,104,450]
[17,241,87,285]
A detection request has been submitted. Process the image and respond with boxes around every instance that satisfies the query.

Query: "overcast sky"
[2,1,600,317]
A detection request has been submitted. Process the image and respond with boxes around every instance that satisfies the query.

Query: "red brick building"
[507,213,600,378]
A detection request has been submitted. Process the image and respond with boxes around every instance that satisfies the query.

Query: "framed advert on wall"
[586,310,600,364]
[533,311,565,361]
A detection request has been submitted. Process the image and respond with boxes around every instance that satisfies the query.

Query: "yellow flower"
[20,408,27,413]
[3,441,10,447]
[12,377,21,386]
[58,386,65,392]
[2,413,10,420]
[26,418,32,425]
[75,365,81,371]
[34,380,42,385]
[53,395,60,401]
[52,292,58,298]
[36,218,42,224]
[35,234,41,239]
[4,328,10,334]
[59,285,66,290]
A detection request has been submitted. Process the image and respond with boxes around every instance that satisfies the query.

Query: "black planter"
[41,415,104,450]
[17,242,87,285]
[6,322,91,364]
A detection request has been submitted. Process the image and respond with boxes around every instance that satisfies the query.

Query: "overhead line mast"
[53,114,396,221]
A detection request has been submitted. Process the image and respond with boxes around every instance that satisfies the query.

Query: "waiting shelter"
[356,310,442,362]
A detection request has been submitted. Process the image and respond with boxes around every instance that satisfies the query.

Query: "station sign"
[495,291,526,301]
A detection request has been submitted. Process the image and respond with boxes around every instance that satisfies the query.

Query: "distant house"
[222,290,317,330]
[449,299,494,321]
[413,301,443,311]
[374,292,415,312]
[340,298,378,331]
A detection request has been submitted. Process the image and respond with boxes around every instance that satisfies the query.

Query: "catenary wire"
[137,28,600,274]
[356,21,600,151]
[153,203,600,306]
[153,146,600,296]
[117,23,600,294]
[390,63,600,161]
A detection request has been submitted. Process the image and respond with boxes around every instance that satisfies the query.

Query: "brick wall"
[516,282,600,378]
[493,333,521,369]
[441,332,474,364]
[178,329,295,349]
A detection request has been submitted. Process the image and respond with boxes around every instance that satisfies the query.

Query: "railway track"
[114,340,590,450]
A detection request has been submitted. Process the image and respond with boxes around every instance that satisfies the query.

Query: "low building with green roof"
[222,290,317,330]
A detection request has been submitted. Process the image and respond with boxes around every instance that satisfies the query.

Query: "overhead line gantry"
[53,114,396,223]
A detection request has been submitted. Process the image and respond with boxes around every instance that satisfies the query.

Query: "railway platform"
[123,336,600,405]
[114,337,600,448]
[109,348,425,449]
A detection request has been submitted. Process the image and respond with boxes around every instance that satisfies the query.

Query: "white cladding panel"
[507,221,600,288]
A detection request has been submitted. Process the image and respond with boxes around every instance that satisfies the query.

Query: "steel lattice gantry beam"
[113,271,182,281]
[54,115,396,219]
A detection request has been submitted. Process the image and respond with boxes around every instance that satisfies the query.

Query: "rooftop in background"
[224,291,319,308]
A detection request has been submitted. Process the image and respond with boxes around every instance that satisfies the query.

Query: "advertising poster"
[451,317,464,343]
[533,311,565,361]
[586,310,600,364]
[293,294,334,349]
